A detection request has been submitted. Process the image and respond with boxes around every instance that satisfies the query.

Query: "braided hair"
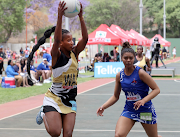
[27,26,70,82]
[121,41,135,57]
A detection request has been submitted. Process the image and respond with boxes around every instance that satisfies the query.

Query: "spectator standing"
[0,57,4,77]
[113,46,118,61]
[40,51,52,78]
[167,50,170,58]
[0,46,6,59]
[24,47,30,59]
[20,47,24,57]
[145,47,151,60]
[162,47,167,60]
[42,46,46,53]
[6,60,23,87]
[172,47,176,60]
[6,47,12,60]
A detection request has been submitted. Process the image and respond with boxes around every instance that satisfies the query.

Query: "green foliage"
[31,26,53,41]
[166,0,180,37]
[85,0,140,32]
[0,0,26,43]
[143,0,180,37]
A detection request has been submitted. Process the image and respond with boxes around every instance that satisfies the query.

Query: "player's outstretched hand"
[58,1,67,18]
[78,3,83,18]
[96,107,104,116]
[133,99,145,110]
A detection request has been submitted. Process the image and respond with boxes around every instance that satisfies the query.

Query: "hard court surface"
[0,63,180,137]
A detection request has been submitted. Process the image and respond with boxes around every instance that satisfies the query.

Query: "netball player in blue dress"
[97,42,161,137]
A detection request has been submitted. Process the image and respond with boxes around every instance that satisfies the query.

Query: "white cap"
[43,58,47,61]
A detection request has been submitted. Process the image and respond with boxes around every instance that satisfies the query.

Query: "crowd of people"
[0,45,52,87]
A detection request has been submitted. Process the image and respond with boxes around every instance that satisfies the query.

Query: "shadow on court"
[0,62,180,137]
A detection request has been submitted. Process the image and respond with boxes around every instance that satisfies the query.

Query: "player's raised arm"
[51,1,67,66]
[73,3,88,57]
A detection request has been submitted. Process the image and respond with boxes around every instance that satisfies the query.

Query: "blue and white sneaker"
[36,106,44,125]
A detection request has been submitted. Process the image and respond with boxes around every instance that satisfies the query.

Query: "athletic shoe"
[35,83,43,86]
[36,106,44,125]
[43,79,51,83]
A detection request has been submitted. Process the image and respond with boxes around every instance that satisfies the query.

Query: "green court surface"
[0,79,179,137]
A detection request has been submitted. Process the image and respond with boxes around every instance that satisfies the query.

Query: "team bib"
[127,94,141,101]
[140,113,152,121]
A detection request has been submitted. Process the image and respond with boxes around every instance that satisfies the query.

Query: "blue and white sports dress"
[120,66,157,124]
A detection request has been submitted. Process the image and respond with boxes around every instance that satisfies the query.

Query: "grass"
[0,72,96,104]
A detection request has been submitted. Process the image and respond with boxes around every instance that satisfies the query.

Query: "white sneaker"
[43,79,51,83]
[35,83,43,86]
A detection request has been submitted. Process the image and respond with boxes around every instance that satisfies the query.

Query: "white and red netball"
[61,0,81,18]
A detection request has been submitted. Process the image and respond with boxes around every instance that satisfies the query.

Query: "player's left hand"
[78,3,83,18]
[96,106,104,116]
[133,100,146,110]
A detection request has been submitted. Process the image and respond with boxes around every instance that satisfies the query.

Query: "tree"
[84,0,140,32]
[144,0,180,38]
[30,0,89,31]
[143,0,163,35]
[165,0,180,37]
[27,10,52,32]
[0,0,26,43]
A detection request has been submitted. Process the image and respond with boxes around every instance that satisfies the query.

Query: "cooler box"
[4,77,15,86]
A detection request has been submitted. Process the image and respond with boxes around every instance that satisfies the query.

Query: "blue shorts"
[121,105,157,124]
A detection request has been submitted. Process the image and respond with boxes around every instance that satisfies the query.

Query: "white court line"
[174,80,180,82]
[78,80,115,95]
[79,94,180,96]
[0,106,41,121]
[0,80,115,121]
[0,128,180,133]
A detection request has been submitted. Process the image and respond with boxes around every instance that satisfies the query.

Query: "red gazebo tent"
[110,24,137,45]
[128,29,150,46]
[150,34,171,47]
[87,24,122,45]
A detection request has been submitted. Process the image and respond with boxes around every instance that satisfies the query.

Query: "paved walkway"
[151,57,180,67]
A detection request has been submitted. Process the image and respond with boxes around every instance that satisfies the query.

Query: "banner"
[94,62,124,78]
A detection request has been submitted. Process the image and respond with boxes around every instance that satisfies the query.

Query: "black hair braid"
[121,41,135,57]
[62,29,70,40]
[27,26,56,81]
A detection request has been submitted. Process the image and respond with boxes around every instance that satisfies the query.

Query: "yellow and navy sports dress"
[134,56,146,71]
[43,51,78,114]
[120,66,157,124]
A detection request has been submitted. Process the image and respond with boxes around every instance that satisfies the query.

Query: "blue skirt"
[120,105,157,124]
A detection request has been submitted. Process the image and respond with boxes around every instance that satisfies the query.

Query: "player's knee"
[115,131,126,137]
[63,130,73,137]
[48,129,61,137]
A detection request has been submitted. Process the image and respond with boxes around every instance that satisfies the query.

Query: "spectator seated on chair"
[6,60,23,87]
[36,58,51,83]
[30,60,42,86]
[40,50,52,78]
[19,58,30,87]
